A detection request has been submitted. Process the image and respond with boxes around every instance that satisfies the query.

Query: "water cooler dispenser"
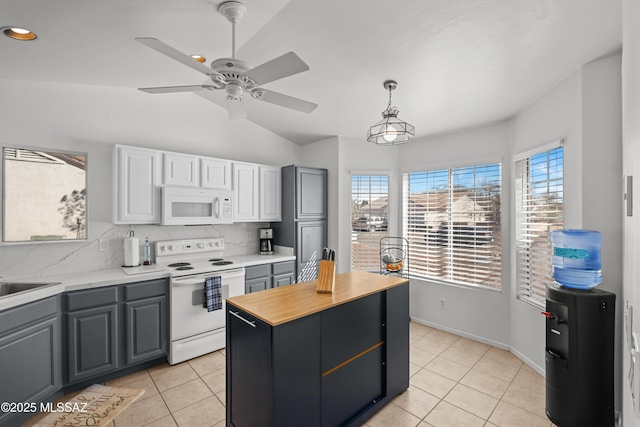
[545,285,615,426]
[545,229,615,427]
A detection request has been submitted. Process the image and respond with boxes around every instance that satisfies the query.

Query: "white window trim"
[514,141,564,308]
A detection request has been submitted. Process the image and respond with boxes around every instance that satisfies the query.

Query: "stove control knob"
[198,243,205,248]
[168,245,174,251]
[159,245,166,252]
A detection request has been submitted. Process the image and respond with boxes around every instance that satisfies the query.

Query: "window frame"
[402,161,503,291]
[350,173,391,272]
[514,140,564,308]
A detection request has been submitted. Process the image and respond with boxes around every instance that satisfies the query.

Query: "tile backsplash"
[0,221,270,280]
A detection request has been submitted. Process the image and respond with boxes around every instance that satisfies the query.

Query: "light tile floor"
[23,322,554,427]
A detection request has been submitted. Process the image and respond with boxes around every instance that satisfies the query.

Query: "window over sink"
[2,146,87,243]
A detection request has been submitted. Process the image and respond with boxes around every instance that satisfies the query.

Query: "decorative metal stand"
[380,237,409,278]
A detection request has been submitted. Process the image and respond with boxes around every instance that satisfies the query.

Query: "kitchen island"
[225,270,409,427]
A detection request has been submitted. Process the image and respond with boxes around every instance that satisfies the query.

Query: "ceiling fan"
[136,1,317,119]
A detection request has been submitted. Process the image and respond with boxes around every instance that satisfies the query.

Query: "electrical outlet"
[440,298,446,309]
[99,239,109,252]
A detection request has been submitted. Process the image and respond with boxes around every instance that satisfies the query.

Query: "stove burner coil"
[209,258,224,262]
[175,266,195,271]
[212,261,233,266]
[169,262,192,267]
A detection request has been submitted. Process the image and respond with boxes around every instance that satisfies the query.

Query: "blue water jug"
[550,229,602,289]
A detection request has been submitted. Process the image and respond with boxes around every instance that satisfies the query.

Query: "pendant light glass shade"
[367,80,414,145]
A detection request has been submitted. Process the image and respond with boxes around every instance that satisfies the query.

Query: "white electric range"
[155,237,245,365]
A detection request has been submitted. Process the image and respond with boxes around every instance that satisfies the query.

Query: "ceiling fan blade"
[139,85,217,94]
[242,52,309,86]
[135,37,223,80]
[253,88,317,113]
[226,98,247,120]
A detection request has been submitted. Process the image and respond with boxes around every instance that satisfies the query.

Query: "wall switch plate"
[99,239,109,252]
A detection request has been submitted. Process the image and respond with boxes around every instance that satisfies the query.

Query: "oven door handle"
[171,268,245,284]
[229,311,256,328]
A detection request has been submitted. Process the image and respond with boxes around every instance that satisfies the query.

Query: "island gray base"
[226,282,409,427]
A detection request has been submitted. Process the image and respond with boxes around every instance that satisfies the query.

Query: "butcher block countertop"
[226,271,408,326]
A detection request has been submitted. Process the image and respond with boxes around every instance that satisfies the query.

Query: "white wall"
[509,69,583,372]
[622,0,640,424]
[581,53,624,414]
[0,79,302,279]
[331,137,399,274]
[397,121,513,348]
[511,53,623,387]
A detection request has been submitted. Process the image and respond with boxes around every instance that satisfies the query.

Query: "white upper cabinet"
[200,157,232,190]
[259,166,282,221]
[114,145,161,224]
[233,163,260,222]
[114,145,281,225]
[163,153,198,187]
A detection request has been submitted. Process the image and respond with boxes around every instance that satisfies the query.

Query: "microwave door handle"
[214,197,220,219]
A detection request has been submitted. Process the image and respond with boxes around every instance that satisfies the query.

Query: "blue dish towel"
[203,276,223,312]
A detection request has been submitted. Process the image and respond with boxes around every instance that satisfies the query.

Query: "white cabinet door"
[115,146,161,224]
[201,158,232,190]
[163,153,198,186]
[233,163,260,221]
[259,166,282,221]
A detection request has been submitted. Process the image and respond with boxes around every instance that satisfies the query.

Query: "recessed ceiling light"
[1,27,37,41]
[191,55,206,63]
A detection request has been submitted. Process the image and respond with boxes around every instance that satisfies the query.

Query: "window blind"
[351,175,389,272]
[402,163,502,290]
[515,146,564,307]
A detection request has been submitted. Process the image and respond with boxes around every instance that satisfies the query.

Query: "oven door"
[170,268,245,341]
[161,186,233,225]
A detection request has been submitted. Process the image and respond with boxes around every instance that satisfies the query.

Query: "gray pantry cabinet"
[0,296,61,427]
[66,278,168,384]
[245,260,296,294]
[273,166,328,279]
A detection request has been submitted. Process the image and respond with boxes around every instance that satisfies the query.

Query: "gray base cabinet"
[0,297,61,427]
[226,282,409,426]
[245,261,295,294]
[66,278,168,384]
[66,286,119,383]
[0,278,169,426]
[124,280,168,365]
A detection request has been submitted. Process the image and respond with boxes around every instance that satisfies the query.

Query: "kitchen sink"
[0,282,60,297]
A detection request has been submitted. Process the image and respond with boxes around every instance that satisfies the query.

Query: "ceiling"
[0,0,622,145]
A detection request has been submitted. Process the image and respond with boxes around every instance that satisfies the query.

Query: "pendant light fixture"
[367,80,415,145]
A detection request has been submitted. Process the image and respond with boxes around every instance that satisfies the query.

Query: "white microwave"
[161,186,233,225]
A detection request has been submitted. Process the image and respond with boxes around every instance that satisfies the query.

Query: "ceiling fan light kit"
[367,80,415,146]
[135,1,317,120]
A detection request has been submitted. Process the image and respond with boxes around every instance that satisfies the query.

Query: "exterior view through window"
[351,175,389,272]
[403,163,502,290]
[515,145,564,307]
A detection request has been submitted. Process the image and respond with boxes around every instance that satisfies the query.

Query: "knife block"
[317,260,336,293]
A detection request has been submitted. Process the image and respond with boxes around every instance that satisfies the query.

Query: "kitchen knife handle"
[229,311,256,328]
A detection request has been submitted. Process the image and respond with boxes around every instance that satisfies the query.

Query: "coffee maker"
[260,228,273,255]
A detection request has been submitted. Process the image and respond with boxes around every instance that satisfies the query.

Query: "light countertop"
[0,253,296,311]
